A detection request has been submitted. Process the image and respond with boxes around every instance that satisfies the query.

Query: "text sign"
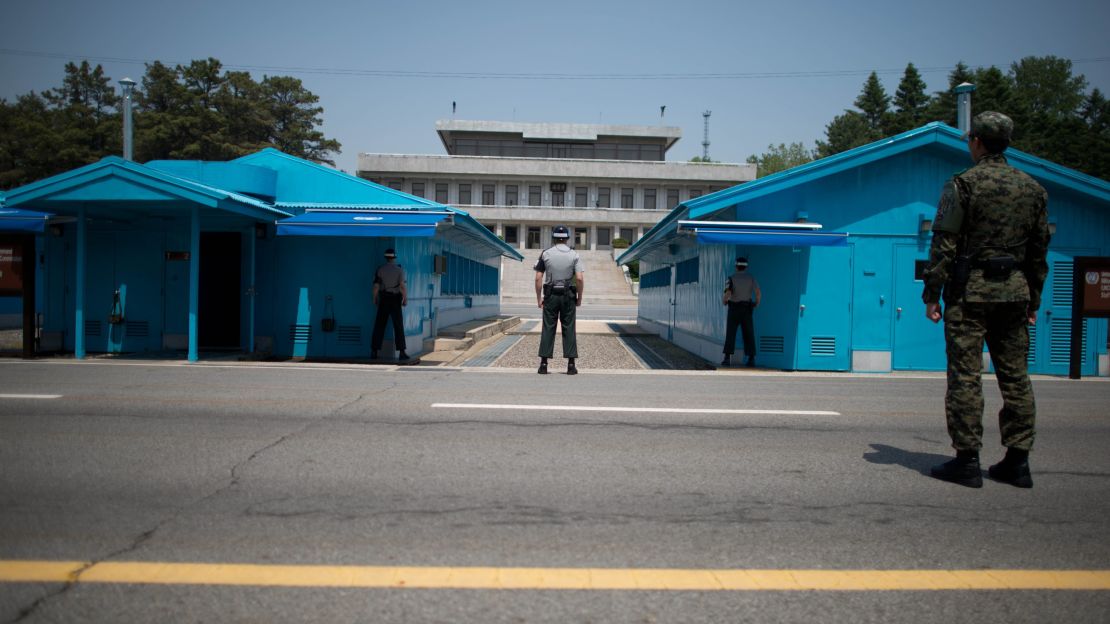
[0,244,23,292]
[1077,257,1110,318]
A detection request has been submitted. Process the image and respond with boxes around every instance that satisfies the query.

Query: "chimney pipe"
[119,78,136,160]
[955,82,975,134]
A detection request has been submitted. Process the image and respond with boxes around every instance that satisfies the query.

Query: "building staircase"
[500,248,638,306]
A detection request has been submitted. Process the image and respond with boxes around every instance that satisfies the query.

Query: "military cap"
[384,248,397,258]
[967,111,1013,142]
[552,225,570,239]
[735,256,749,267]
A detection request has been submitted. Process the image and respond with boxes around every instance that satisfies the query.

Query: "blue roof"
[619,122,1110,264]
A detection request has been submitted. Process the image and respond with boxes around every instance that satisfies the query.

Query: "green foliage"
[746,142,815,177]
[625,259,640,280]
[689,156,713,163]
[814,56,1108,180]
[1,57,342,190]
[612,238,630,248]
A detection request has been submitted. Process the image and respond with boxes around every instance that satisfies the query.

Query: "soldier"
[370,248,408,361]
[721,256,761,367]
[922,111,1050,488]
[534,225,584,375]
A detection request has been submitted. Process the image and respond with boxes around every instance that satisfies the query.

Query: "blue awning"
[276,211,451,238]
[694,228,849,247]
[0,208,52,233]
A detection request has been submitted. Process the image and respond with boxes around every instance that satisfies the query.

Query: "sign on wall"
[1070,256,1110,379]
[0,243,23,293]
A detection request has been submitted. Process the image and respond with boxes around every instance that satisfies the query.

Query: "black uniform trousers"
[371,291,406,352]
[724,301,755,357]
[538,291,577,359]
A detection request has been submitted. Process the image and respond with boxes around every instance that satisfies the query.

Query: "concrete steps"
[500,249,637,304]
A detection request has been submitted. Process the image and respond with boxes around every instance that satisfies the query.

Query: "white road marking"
[0,394,62,399]
[432,403,840,416]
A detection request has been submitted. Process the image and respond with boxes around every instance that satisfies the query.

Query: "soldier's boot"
[745,356,755,367]
[988,448,1033,488]
[721,355,731,367]
[370,351,379,360]
[537,358,548,375]
[930,450,983,488]
[567,358,578,375]
[398,351,409,361]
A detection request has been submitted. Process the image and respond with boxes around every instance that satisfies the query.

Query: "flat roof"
[436,120,682,153]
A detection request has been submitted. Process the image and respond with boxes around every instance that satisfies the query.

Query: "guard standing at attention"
[371,247,409,361]
[721,256,761,367]
[535,225,584,375]
[922,111,1050,489]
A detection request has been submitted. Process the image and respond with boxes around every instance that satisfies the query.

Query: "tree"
[854,72,892,135]
[969,66,1013,119]
[816,111,873,158]
[746,142,814,177]
[261,75,341,166]
[890,63,930,134]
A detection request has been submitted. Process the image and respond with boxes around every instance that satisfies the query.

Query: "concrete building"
[357,120,756,251]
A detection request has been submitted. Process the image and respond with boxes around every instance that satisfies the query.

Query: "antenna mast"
[702,110,712,161]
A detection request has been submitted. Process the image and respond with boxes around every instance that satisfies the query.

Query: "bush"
[626,260,640,280]
[612,238,630,248]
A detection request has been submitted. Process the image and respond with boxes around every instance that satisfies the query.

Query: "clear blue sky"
[3,0,1108,173]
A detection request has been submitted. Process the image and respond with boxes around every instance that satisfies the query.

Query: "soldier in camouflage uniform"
[922,111,1050,489]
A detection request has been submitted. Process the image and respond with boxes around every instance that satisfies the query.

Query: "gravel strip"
[493,334,643,370]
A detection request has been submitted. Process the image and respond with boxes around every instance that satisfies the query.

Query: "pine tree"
[854,72,891,134]
[927,61,974,126]
[891,63,929,134]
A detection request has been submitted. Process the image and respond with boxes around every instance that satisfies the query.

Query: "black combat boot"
[370,351,379,360]
[537,358,548,375]
[721,355,731,367]
[930,450,983,488]
[988,448,1033,488]
[745,356,755,367]
[567,358,578,375]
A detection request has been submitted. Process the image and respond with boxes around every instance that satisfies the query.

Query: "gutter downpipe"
[119,78,136,161]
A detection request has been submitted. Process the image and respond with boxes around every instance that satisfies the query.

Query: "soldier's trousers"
[538,292,577,359]
[724,301,755,356]
[371,292,406,352]
[943,301,1036,451]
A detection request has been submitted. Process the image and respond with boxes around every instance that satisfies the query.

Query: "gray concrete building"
[357,120,756,251]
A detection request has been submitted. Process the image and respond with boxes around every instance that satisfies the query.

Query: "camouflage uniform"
[922,113,1050,453]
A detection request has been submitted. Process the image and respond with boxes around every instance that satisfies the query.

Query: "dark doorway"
[199,232,241,349]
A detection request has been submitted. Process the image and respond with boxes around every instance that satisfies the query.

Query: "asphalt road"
[1,360,1108,622]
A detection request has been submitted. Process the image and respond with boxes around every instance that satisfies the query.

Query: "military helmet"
[384,248,397,258]
[967,111,1013,142]
[552,225,570,239]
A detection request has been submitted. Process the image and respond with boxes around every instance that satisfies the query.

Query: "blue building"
[618,123,1110,376]
[1,149,522,361]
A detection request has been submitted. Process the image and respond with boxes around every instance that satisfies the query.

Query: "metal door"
[749,247,800,370]
[795,245,852,371]
[893,244,946,370]
[113,234,165,352]
[1038,248,1100,376]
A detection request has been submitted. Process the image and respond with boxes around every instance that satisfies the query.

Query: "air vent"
[1051,261,1073,308]
[126,320,149,338]
[810,336,836,357]
[760,336,785,354]
[1027,323,1037,365]
[85,320,102,337]
[1049,317,1086,365]
[289,324,312,344]
[338,325,362,344]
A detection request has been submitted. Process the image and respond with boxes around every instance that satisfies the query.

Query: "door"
[199,232,241,349]
[574,228,588,248]
[526,227,541,249]
[893,244,946,370]
[795,245,852,371]
[749,246,800,370]
[1038,248,1100,376]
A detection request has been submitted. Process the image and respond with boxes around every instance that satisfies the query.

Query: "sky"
[2,0,1108,174]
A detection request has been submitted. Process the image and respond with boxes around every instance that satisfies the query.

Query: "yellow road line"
[2,561,1109,591]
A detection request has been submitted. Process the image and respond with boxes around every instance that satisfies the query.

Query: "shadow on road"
[863,443,951,476]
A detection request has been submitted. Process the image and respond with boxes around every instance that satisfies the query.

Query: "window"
[435,183,448,203]
[527,227,542,249]
[620,227,634,242]
[574,186,588,208]
[618,144,639,160]
[411,182,425,198]
[387,179,403,191]
[504,225,519,244]
[482,184,495,205]
[621,188,634,209]
[641,145,662,161]
[459,184,472,204]
[596,143,617,159]
[688,189,703,199]
[676,256,699,285]
[505,185,518,206]
[644,188,657,210]
[666,188,680,209]
[552,192,565,207]
[598,187,611,208]
[528,185,542,206]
